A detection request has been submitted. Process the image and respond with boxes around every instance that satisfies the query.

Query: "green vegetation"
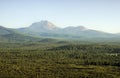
[0,42,120,78]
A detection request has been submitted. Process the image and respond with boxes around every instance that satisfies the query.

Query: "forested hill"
[0,26,40,42]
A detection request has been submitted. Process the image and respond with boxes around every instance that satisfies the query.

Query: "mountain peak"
[76,26,87,31]
[26,20,59,33]
[30,20,57,30]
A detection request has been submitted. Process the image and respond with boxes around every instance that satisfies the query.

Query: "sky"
[0,0,120,33]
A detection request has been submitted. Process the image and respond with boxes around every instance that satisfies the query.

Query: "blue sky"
[0,0,120,33]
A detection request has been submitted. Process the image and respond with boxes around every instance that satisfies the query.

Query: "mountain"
[0,26,40,42]
[18,20,116,39]
[18,20,63,37]
[0,20,119,42]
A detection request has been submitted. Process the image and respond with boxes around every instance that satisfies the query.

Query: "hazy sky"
[0,0,120,33]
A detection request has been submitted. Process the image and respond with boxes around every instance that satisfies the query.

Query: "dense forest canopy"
[0,42,120,78]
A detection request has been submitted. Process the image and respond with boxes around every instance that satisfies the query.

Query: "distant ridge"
[17,20,117,39]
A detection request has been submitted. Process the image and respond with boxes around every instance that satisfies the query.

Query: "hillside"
[0,26,40,42]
